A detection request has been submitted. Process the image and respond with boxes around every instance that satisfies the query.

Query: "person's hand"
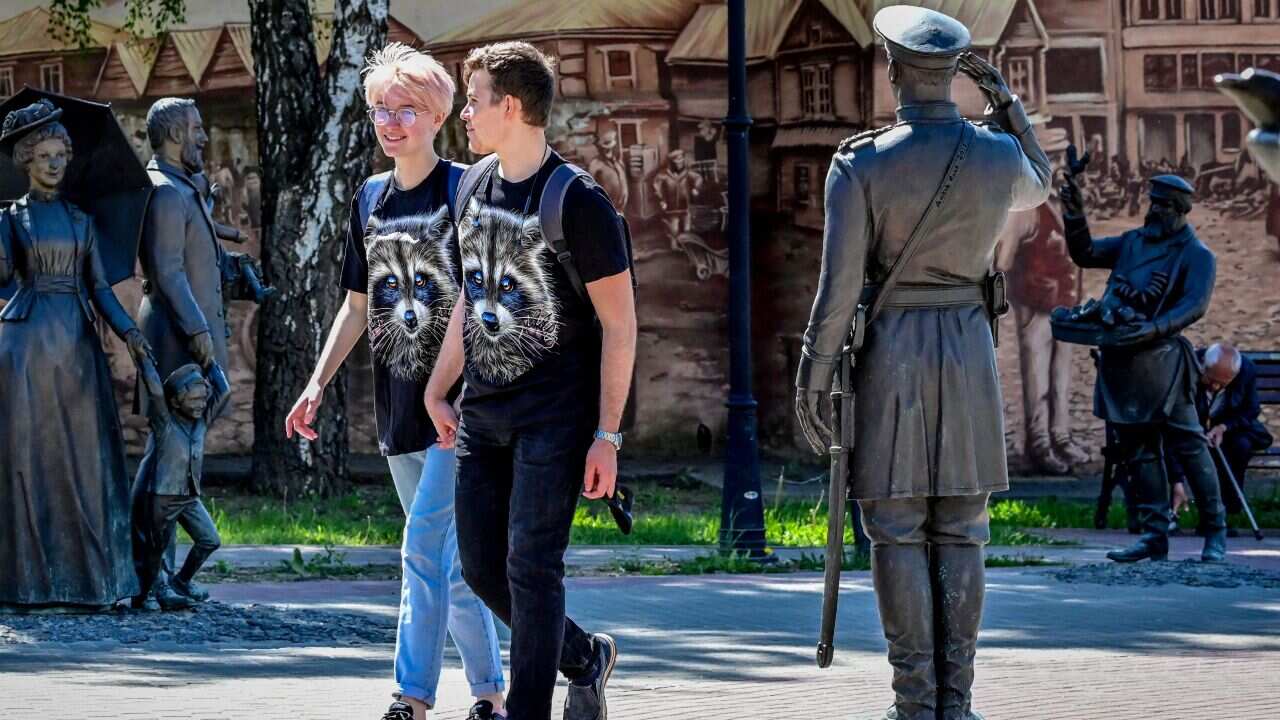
[958,51,1015,110]
[796,389,832,456]
[284,380,325,442]
[189,330,215,370]
[1171,481,1190,515]
[1112,321,1158,347]
[425,391,459,449]
[125,328,156,369]
[1207,424,1227,447]
[583,437,618,501]
[1059,181,1086,218]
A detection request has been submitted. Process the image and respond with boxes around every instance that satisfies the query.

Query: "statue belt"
[31,274,80,294]
[860,283,985,309]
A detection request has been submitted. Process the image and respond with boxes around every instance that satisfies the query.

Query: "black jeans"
[455,419,596,720]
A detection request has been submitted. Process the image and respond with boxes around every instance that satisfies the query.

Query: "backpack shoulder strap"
[453,154,500,223]
[445,161,466,218]
[539,162,596,302]
[357,170,393,231]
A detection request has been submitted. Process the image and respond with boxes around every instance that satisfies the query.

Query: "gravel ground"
[1049,559,1280,588]
[0,601,394,646]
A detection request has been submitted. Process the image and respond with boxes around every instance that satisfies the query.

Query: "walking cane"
[1209,444,1265,542]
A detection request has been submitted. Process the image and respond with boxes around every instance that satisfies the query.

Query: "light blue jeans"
[386,444,504,707]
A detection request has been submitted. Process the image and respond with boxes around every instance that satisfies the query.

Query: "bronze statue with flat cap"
[795,6,1050,720]
[1056,170,1227,565]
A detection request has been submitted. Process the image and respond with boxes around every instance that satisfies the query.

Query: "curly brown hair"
[464,41,557,128]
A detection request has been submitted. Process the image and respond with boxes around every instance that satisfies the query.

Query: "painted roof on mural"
[0,6,120,56]
[429,0,706,46]
[668,0,876,64]
[857,0,1036,47]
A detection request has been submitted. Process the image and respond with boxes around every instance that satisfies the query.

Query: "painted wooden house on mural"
[1035,0,1125,166]
[1122,0,1280,171]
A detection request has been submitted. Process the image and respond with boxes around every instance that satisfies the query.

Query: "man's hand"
[1207,424,1227,447]
[425,391,459,449]
[189,330,215,370]
[1171,481,1190,515]
[795,389,833,456]
[284,380,325,442]
[1112,321,1158,347]
[1059,181,1086,218]
[583,438,618,501]
[958,51,1015,110]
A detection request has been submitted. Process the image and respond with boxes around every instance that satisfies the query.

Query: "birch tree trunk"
[248,0,387,496]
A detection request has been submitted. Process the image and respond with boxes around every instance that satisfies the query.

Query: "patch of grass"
[599,550,1051,577]
[182,483,1276,548]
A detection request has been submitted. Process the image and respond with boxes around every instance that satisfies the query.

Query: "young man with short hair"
[425,41,636,720]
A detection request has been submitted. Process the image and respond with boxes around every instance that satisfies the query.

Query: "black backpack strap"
[539,162,595,303]
[357,170,393,232]
[444,161,466,218]
[453,154,500,224]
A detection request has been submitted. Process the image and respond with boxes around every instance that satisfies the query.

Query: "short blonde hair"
[362,43,455,118]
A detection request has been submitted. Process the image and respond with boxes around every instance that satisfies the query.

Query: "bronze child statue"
[131,363,228,611]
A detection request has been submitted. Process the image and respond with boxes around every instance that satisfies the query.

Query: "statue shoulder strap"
[837,123,902,153]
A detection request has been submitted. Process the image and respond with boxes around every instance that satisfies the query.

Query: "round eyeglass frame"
[368,106,425,127]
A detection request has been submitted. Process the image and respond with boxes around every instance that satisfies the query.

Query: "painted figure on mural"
[652,148,704,247]
[0,99,157,610]
[795,8,1050,719]
[1057,172,1228,564]
[587,129,629,212]
[995,128,1089,475]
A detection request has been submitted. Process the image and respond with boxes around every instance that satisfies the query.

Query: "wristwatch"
[594,429,623,451]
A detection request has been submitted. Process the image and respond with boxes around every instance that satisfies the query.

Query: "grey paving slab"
[3,568,1278,719]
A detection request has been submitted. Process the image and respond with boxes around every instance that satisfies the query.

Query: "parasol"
[0,86,153,299]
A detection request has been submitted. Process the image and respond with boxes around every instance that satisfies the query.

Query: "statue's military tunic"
[138,157,229,413]
[797,99,1051,500]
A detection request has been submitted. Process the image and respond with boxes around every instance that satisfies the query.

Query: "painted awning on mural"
[429,0,705,47]
[772,125,862,150]
[668,0,874,65]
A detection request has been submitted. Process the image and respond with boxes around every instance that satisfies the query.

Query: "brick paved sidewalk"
[3,568,1278,719]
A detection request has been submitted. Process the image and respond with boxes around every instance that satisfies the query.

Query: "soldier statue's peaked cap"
[873,5,971,70]
[1149,174,1195,200]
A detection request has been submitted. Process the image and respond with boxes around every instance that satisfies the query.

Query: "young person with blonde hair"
[284,43,505,720]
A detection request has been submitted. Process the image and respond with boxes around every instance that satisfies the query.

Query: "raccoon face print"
[365,205,459,381]
[457,197,560,385]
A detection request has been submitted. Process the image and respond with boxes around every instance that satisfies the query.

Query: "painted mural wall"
[2,0,1278,472]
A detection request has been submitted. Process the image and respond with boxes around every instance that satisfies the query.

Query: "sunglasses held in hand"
[603,484,634,535]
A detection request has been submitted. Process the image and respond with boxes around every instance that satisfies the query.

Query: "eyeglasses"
[368,106,426,127]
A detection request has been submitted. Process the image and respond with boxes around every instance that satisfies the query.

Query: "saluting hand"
[958,52,1015,110]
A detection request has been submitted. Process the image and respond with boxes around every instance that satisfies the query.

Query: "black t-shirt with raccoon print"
[340,159,460,456]
[455,152,631,431]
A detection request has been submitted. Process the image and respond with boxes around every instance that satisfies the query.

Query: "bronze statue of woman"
[0,99,156,611]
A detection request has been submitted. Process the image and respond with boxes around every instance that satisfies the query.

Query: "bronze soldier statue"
[795,7,1050,720]
[1057,174,1227,563]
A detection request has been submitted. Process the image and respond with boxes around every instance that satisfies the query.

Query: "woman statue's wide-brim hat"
[0,98,63,157]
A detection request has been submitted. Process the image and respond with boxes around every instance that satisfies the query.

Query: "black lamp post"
[719,0,769,557]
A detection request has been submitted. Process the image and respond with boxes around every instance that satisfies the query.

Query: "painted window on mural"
[1006,56,1035,104]
[800,64,832,118]
[1222,112,1243,150]
[39,62,62,94]
[0,67,12,101]
[1046,47,1104,97]
[1181,54,1200,88]
[1257,0,1272,17]
[794,164,811,209]
[1200,0,1240,19]
[1144,54,1178,91]
[1259,54,1280,71]
[1238,53,1255,71]
[1138,0,1186,19]
[1201,53,1234,87]
[605,49,636,90]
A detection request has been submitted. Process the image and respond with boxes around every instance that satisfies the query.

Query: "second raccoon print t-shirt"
[456,151,631,431]
[339,159,459,456]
